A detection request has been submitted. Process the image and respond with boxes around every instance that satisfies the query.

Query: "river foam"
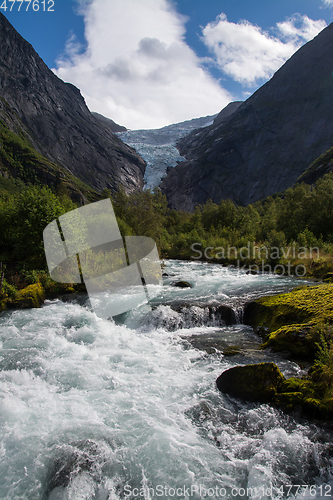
[0,261,332,499]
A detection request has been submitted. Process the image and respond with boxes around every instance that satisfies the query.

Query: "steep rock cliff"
[161,23,333,211]
[0,13,145,195]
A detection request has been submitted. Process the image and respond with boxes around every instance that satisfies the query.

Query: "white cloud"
[201,14,326,86]
[277,14,327,41]
[61,31,84,60]
[55,2,327,129]
[54,0,231,129]
[322,0,333,6]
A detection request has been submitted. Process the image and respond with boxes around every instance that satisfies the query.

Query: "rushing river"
[0,261,332,500]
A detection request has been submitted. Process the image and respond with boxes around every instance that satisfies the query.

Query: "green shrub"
[0,279,17,299]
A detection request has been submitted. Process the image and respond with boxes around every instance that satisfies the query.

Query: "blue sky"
[2,0,333,129]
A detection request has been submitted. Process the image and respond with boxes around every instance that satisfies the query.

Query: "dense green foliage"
[2,172,333,277]
[0,184,76,268]
[110,173,333,265]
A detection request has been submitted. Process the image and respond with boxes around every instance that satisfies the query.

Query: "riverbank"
[1,247,332,312]
[0,271,85,312]
[217,284,333,421]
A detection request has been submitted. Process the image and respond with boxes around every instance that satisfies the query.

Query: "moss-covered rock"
[216,362,333,420]
[43,282,78,299]
[302,397,333,419]
[244,284,333,330]
[8,283,45,309]
[273,392,304,411]
[323,272,333,283]
[279,377,315,396]
[261,324,319,358]
[216,362,285,402]
[244,284,333,359]
[222,346,241,356]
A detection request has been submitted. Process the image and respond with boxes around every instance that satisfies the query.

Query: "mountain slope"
[297,146,333,185]
[0,97,100,203]
[161,23,333,211]
[0,13,145,195]
[92,112,127,133]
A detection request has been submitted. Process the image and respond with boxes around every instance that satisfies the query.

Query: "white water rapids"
[0,261,332,499]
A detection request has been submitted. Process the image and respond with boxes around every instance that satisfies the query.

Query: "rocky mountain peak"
[161,23,333,211]
[0,13,146,195]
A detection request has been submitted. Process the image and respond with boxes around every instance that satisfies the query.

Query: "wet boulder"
[44,439,111,498]
[216,362,285,402]
[216,362,333,421]
[172,281,192,288]
[213,305,237,326]
[273,391,304,412]
[170,303,236,327]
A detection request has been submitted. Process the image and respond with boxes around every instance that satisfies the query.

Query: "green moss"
[302,397,333,419]
[223,346,241,356]
[0,279,17,311]
[43,281,80,299]
[261,324,319,358]
[323,272,333,283]
[243,287,333,418]
[9,283,45,309]
[254,284,333,328]
[246,284,333,359]
[273,392,304,411]
[280,377,315,396]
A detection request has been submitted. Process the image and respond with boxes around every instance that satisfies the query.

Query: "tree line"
[1,172,333,286]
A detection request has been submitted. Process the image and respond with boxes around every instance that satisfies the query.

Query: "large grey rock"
[161,23,333,210]
[0,13,145,195]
